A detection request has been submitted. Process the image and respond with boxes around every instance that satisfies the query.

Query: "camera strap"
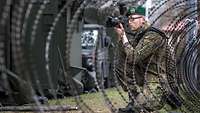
[126,27,168,44]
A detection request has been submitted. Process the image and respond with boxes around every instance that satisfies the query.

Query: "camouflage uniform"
[116,23,168,112]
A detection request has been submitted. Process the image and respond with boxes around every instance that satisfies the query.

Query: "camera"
[105,2,129,28]
[105,16,128,28]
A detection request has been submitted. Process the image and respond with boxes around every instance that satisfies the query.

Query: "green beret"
[126,5,146,16]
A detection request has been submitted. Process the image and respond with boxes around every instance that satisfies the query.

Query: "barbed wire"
[0,0,199,113]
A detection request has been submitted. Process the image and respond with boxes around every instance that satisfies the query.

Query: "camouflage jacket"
[115,23,182,110]
[115,23,167,91]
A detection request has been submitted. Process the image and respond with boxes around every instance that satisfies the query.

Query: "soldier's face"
[128,14,145,31]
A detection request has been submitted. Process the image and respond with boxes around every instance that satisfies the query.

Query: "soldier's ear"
[142,16,145,21]
[141,16,145,23]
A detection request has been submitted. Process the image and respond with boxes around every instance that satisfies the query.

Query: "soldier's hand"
[114,23,125,41]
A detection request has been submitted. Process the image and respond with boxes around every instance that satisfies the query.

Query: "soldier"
[114,6,181,113]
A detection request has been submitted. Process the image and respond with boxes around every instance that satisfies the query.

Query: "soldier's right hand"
[114,23,125,41]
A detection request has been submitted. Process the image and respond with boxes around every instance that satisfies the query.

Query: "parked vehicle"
[81,24,113,90]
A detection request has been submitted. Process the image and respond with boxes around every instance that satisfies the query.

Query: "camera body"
[105,2,130,28]
[105,16,128,28]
